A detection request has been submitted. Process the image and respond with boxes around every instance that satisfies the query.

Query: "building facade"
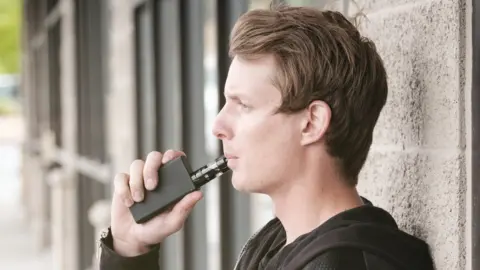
[19,0,478,269]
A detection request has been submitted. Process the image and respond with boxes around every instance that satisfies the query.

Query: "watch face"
[100,228,110,239]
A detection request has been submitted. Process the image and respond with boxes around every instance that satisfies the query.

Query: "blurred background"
[0,0,477,269]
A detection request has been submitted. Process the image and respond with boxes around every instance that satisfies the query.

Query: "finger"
[114,173,133,207]
[161,149,186,164]
[129,159,146,202]
[143,151,163,190]
[166,191,203,231]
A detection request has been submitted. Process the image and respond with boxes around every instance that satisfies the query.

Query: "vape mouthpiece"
[191,155,230,187]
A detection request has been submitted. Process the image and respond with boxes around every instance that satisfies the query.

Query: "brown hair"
[229,4,388,185]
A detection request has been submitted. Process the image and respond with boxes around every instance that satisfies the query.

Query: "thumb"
[165,191,203,231]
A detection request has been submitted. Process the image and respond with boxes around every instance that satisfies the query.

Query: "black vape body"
[129,155,197,223]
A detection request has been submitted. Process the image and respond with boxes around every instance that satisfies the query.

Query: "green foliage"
[0,0,22,74]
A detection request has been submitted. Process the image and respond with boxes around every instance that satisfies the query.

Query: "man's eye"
[239,102,250,110]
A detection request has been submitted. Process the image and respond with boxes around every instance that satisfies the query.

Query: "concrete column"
[30,129,55,252]
[45,162,80,270]
[57,0,81,269]
[46,167,67,270]
[26,155,48,252]
[107,0,137,172]
[20,150,35,225]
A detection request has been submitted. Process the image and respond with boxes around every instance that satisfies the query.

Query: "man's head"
[212,4,388,195]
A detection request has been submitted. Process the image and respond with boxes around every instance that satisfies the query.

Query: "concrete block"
[357,0,465,149]
[349,0,419,13]
[358,149,466,269]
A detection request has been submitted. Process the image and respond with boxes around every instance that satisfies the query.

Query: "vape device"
[129,155,230,223]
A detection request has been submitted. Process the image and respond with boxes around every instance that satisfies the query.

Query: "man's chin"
[231,177,246,192]
[231,176,251,192]
[231,176,265,194]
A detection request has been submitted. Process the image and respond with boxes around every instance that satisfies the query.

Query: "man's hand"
[110,149,203,257]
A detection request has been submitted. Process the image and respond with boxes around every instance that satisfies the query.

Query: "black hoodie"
[99,198,435,270]
[234,198,435,270]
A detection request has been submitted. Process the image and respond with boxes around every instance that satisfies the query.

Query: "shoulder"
[302,248,398,270]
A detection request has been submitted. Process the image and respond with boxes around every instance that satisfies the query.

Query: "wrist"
[113,237,152,257]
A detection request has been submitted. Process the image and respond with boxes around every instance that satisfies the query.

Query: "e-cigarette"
[129,155,230,223]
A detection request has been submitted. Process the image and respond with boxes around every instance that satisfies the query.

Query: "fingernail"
[146,178,155,190]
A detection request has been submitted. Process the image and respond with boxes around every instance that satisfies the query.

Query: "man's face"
[212,55,304,194]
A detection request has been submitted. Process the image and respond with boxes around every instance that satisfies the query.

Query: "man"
[99,4,435,270]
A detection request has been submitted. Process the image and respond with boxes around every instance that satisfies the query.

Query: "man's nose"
[211,110,231,140]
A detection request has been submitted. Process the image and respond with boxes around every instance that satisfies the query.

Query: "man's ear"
[300,100,331,146]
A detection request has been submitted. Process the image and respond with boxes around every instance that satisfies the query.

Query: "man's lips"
[224,154,238,168]
[224,154,238,160]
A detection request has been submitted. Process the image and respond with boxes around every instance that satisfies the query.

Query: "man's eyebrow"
[224,91,249,102]
[224,92,239,100]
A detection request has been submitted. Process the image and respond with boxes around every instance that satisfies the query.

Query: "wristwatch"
[97,227,113,260]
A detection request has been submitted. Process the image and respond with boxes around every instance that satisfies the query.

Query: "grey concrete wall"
[355,0,468,269]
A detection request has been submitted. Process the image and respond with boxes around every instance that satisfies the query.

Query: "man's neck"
[270,175,364,245]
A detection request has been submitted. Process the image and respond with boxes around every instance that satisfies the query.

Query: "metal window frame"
[472,0,480,267]
[47,19,62,147]
[133,1,158,159]
[154,1,186,268]
[178,1,210,269]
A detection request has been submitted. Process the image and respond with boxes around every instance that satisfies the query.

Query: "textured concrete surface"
[356,0,468,269]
